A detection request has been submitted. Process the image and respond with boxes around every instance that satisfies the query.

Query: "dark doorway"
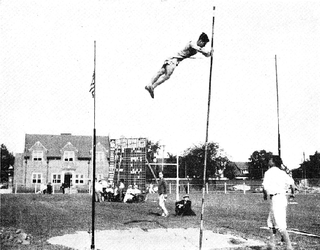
[64,173,72,188]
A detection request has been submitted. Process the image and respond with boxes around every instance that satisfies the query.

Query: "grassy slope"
[1,192,319,249]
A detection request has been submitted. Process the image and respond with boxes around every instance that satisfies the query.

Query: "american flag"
[89,72,95,98]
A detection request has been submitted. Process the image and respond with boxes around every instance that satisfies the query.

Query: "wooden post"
[176,156,179,201]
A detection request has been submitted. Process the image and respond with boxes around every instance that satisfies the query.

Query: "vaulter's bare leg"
[145,60,177,99]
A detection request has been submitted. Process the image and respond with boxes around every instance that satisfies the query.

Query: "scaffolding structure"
[109,138,147,190]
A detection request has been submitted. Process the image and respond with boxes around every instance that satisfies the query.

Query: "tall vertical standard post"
[199,6,216,250]
[275,55,281,157]
[176,155,179,201]
[91,41,97,250]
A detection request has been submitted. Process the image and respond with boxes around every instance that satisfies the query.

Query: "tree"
[223,162,238,180]
[248,150,273,179]
[293,151,320,179]
[146,140,161,163]
[216,155,229,178]
[164,153,179,178]
[180,142,227,182]
[0,144,15,183]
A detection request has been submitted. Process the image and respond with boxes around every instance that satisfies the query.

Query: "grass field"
[1,192,320,249]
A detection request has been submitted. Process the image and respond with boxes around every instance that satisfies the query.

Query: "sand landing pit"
[48,228,266,250]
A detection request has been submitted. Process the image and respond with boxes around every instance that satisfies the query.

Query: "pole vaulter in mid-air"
[145,32,213,99]
[144,6,216,250]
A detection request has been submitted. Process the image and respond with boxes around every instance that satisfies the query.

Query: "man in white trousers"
[263,155,294,250]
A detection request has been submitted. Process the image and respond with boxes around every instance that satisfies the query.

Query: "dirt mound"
[48,228,266,250]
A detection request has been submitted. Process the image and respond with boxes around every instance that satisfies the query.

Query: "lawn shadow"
[148,211,162,216]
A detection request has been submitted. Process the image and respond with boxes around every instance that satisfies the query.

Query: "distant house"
[233,162,250,179]
[14,133,110,190]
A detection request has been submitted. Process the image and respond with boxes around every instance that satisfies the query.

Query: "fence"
[162,178,320,197]
[165,182,262,195]
[5,178,320,195]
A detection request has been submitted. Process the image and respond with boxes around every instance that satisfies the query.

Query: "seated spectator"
[37,183,47,194]
[132,184,143,202]
[105,184,113,193]
[103,184,114,201]
[123,185,134,203]
[132,184,141,195]
[99,179,108,193]
[132,185,146,203]
[175,195,196,216]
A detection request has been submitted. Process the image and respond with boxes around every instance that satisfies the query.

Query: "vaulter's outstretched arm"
[190,42,213,57]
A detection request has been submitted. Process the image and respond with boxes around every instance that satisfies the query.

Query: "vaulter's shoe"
[145,86,154,99]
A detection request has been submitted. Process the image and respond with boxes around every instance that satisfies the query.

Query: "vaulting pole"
[275,55,281,157]
[199,6,216,250]
[91,41,97,250]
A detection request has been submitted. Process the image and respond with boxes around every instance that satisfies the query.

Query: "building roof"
[24,133,109,158]
[233,162,250,170]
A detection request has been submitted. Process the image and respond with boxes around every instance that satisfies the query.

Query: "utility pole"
[162,145,165,171]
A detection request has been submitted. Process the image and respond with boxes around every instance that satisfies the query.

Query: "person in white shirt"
[123,185,134,203]
[148,183,155,193]
[132,184,141,195]
[262,155,294,250]
[38,183,47,194]
[94,179,103,202]
[118,180,125,201]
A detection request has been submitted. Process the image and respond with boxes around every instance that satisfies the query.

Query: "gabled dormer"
[60,142,78,162]
[28,141,48,162]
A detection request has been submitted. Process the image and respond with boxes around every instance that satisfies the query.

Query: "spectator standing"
[158,171,169,217]
[47,182,52,194]
[60,183,66,194]
[149,183,155,193]
[118,179,125,201]
[94,179,103,202]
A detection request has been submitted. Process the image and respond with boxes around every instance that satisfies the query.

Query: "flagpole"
[199,6,216,250]
[275,55,281,157]
[91,40,96,250]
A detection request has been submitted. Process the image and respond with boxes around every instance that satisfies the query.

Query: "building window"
[32,150,43,161]
[32,173,42,183]
[96,152,105,162]
[63,151,75,162]
[52,174,61,184]
[74,174,84,184]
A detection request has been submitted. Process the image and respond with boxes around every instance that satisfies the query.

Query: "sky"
[1,0,319,169]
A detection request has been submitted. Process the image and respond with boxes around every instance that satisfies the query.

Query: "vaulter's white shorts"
[267,194,288,230]
[163,58,180,68]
